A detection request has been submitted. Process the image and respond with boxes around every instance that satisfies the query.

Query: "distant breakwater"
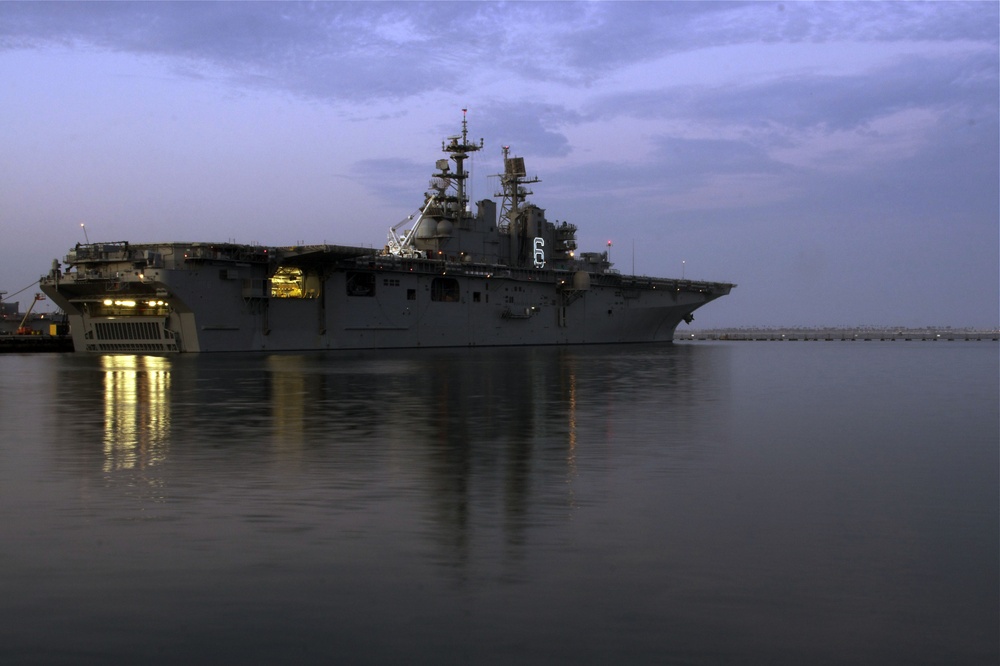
[675,328,999,342]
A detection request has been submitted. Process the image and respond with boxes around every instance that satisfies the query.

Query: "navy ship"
[39,115,735,353]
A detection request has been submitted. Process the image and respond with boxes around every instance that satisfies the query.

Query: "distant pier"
[675,328,999,342]
[0,334,74,353]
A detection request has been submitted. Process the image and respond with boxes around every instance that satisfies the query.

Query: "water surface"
[1,342,996,664]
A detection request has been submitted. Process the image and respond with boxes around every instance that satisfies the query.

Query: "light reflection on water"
[67,345,725,505]
[0,342,996,665]
[101,355,172,473]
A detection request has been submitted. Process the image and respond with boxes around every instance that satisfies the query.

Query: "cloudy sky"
[1,1,997,328]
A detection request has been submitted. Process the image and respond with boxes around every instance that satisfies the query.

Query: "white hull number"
[533,237,545,268]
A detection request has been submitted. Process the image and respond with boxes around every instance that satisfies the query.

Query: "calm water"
[1,342,997,665]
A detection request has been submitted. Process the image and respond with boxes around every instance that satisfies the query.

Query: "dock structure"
[675,328,999,342]
[0,300,71,352]
[0,334,74,353]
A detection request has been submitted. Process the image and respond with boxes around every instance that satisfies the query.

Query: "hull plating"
[47,262,727,353]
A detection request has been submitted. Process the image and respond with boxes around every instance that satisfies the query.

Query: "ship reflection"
[100,355,171,473]
[53,345,728,564]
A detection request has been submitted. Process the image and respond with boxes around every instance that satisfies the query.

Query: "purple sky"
[1,1,997,328]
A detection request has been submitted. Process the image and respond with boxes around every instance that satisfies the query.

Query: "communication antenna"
[440,108,483,219]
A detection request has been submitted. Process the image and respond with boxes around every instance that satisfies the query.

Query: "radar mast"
[439,108,483,219]
[497,145,540,266]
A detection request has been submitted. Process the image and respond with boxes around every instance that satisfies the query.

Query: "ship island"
[39,115,735,353]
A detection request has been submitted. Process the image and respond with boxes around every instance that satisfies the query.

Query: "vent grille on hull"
[95,321,162,341]
[86,320,179,353]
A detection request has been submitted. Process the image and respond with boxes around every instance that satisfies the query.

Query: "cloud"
[2,2,995,110]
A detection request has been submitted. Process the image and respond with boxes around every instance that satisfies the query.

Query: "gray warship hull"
[40,243,731,353]
[39,115,734,353]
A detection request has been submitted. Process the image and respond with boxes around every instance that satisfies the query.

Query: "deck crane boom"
[16,293,45,335]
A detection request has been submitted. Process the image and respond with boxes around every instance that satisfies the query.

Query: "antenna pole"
[443,108,482,219]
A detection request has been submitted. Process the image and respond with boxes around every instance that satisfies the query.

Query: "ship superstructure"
[39,114,734,353]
